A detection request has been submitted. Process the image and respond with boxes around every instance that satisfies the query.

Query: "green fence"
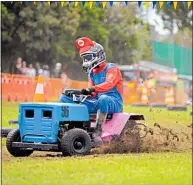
[152,41,192,76]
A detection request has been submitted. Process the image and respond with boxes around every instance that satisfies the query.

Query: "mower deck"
[12,142,59,151]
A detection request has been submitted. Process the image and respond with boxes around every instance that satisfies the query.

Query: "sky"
[115,2,179,36]
[146,8,178,36]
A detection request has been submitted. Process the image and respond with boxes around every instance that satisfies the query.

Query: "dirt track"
[97,123,192,154]
[2,123,192,159]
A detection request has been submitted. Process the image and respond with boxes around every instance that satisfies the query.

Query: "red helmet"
[75,37,106,73]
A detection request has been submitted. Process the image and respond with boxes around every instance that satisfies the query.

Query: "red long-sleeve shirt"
[88,63,123,95]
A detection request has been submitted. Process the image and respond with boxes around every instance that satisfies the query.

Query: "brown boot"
[93,111,107,147]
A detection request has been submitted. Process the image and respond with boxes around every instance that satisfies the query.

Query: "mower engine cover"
[18,103,89,143]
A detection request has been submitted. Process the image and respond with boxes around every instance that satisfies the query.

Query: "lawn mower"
[6,89,147,157]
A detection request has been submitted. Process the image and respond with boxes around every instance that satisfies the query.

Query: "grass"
[1,102,192,185]
[2,101,192,127]
[124,105,192,127]
[2,102,19,128]
[2,153,192,185]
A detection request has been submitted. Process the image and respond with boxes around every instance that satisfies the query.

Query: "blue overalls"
[58,63,123,114]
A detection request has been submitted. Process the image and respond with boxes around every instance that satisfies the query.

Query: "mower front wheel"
[61,128,92,156]
[6,129,33,157]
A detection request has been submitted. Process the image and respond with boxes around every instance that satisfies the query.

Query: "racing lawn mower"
[6,89,147,157]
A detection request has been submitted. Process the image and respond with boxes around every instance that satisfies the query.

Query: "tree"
[2,2,80,71]
[1,2,153,79]
[104,6,152,64]
[157,2,192,34]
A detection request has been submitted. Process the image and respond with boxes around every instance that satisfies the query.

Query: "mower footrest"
[12,142,58,151]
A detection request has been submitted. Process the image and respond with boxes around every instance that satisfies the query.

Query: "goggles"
[80,53,97,63]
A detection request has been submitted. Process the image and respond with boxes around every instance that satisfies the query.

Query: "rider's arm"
[88,77,97,97]
[93,67,120,92]
[88,77,94,88]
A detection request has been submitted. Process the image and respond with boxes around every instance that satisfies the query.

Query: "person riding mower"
[59,37,123,147]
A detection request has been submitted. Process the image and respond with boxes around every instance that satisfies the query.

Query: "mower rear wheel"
[121,120,148,139]
[61,128,92,156]
[6,129,33,157]
[132,123,148,138]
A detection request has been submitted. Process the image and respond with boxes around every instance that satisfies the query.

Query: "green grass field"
[1,102,192,185]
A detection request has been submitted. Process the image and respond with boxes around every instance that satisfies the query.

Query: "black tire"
[132,123,148,138]
[167,105,187,111]
[121,120,148,139]
[1,128,13,137]
[61,128,92,156]
[150,103,167,108]
[120,120,137,138]
[6,129,33,157]
[132,103,149,107]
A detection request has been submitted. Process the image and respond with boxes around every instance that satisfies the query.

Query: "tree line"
[2,2,192,79]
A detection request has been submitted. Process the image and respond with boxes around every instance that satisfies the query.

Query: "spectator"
[52,63,63,78]
[20,61,28,75]
[42,65,50,78]
[26,63,36,77]
[10,57,23,74]
[35,62,43,76]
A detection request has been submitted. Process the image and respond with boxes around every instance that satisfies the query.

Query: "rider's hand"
[81,88,95,95]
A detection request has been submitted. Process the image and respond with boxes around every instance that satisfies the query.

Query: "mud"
[98,123,192,154]
[2,124,192,159]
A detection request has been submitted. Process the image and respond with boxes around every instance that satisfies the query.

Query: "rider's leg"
[93,110,107,147]
[93,94,120,146]
[58,94,98,113]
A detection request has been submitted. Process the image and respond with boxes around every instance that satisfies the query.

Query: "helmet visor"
[80,53,96,63]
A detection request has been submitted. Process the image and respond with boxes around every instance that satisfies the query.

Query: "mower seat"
[89,113,113,121]
[106,114,113,120]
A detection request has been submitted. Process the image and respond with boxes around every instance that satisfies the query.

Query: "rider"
[59,37,123,146]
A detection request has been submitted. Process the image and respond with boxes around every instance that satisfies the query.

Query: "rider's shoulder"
[106,63,115,68]
[106,63,118,70]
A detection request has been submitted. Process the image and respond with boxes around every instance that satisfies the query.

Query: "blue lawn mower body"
[6,90,146,157]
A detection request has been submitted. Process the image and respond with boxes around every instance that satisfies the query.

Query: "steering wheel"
[72,94,91,103]
[63,89,92,103]
[63,89,82,97]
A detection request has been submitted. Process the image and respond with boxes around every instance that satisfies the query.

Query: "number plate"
[61,106,69,117]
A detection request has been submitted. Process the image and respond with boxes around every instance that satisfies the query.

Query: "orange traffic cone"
[34,75,45,102]
[141,86,149,104]
[165,86,175,105]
